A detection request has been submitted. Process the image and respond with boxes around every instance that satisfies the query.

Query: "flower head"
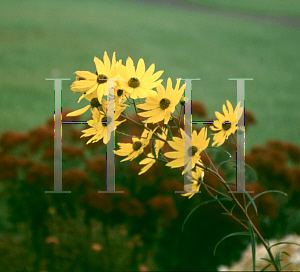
[80,105,126,145]
[70,51,120,103]
[211,100,242,147]
[118,57,163,99]
[115,126,158,162]
[181,166,204,199]
[138,128,167,175]
[66,94,106,117]
[164,127,210,172]
[137,78,185,124]
[114,81,130,106]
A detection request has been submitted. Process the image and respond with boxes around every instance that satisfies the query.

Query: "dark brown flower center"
[97,74,107,84]
[90,98,101,108]
[101,116,107,127]
[101,116,112,127]
[117,89,123,97]
[159,98,171,110]
[132,141,142,151]
[222,121,231,131]
[128,77,140,88]
[188,146,198,156]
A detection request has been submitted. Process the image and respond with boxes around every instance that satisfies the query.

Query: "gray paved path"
[127,0,300,29]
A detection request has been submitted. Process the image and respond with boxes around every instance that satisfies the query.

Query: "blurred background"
[1,0,300,271]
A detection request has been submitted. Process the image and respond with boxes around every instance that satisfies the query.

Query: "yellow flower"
[164,128,210,172]
[138,128,167,175]
[115,126,158,162]
[67,85,129,117]
[80,106,125,145]
[118,57,163,99]
[136,78,185,124]
[70,51,120,103]
[114,81,130,106]
[211,100,242,147]
[66,93,106,117]
[181,166,204,199]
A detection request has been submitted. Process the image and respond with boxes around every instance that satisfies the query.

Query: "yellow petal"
[94,57,105,74]
[166,157,185,168]
[126,57,135,77]
[75,71,97,80]
[136,58,145,78]
[215,111,225,121]
[140,63,155,80]
[67,105,91,116]
[138,108,163,118]
[164,151,184,159]
[223,104,229,117]
[103,51,111,71]
[226,100,234,116]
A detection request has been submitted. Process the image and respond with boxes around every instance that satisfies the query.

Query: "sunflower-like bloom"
[80,105,126,145]
[115,126,158,162]
[138,128,167,175]
[67,82,130,117]
[114,81,130,106]
[164,128,210,172]
[118,57,163,99]
[136,78,185,124]
[70,51,121,103]
[210,100,243,147]
[66,92,106,117]
[181,166,204,199]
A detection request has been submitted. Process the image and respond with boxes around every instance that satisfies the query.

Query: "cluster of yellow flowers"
[67,51,242,198]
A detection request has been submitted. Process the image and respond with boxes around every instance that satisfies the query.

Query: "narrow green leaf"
[281,262,292,270]
[244,162,258,180]
[166,124,173,140]
[242,190,258,215]
[182,198,232,232]
[260,258,273,263]
[221,213,231,217]
[206,146,232,158]
[230,204,236,214]
[260,263,272,271]
[276,250,290,270]
[269,242,300,249]
[214,232,250,256]
[227,182,258,215]
[152,140,157,161]
[248,220,256,272]
[216,159,236,171]
[214,157,257,179]
[246,190,288,211]
[238,216,255,222]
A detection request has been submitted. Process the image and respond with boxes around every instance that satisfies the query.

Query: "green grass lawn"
[1,0,300,153]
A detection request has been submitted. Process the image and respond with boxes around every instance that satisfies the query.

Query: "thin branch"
[115,129,148,139]
[178,105,184,132]
[201,183,248,230]
[120,113,169,145]
[132,99,146,128]
[195,160,280,271]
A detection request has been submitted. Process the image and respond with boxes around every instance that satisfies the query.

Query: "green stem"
[195,161,280,272]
